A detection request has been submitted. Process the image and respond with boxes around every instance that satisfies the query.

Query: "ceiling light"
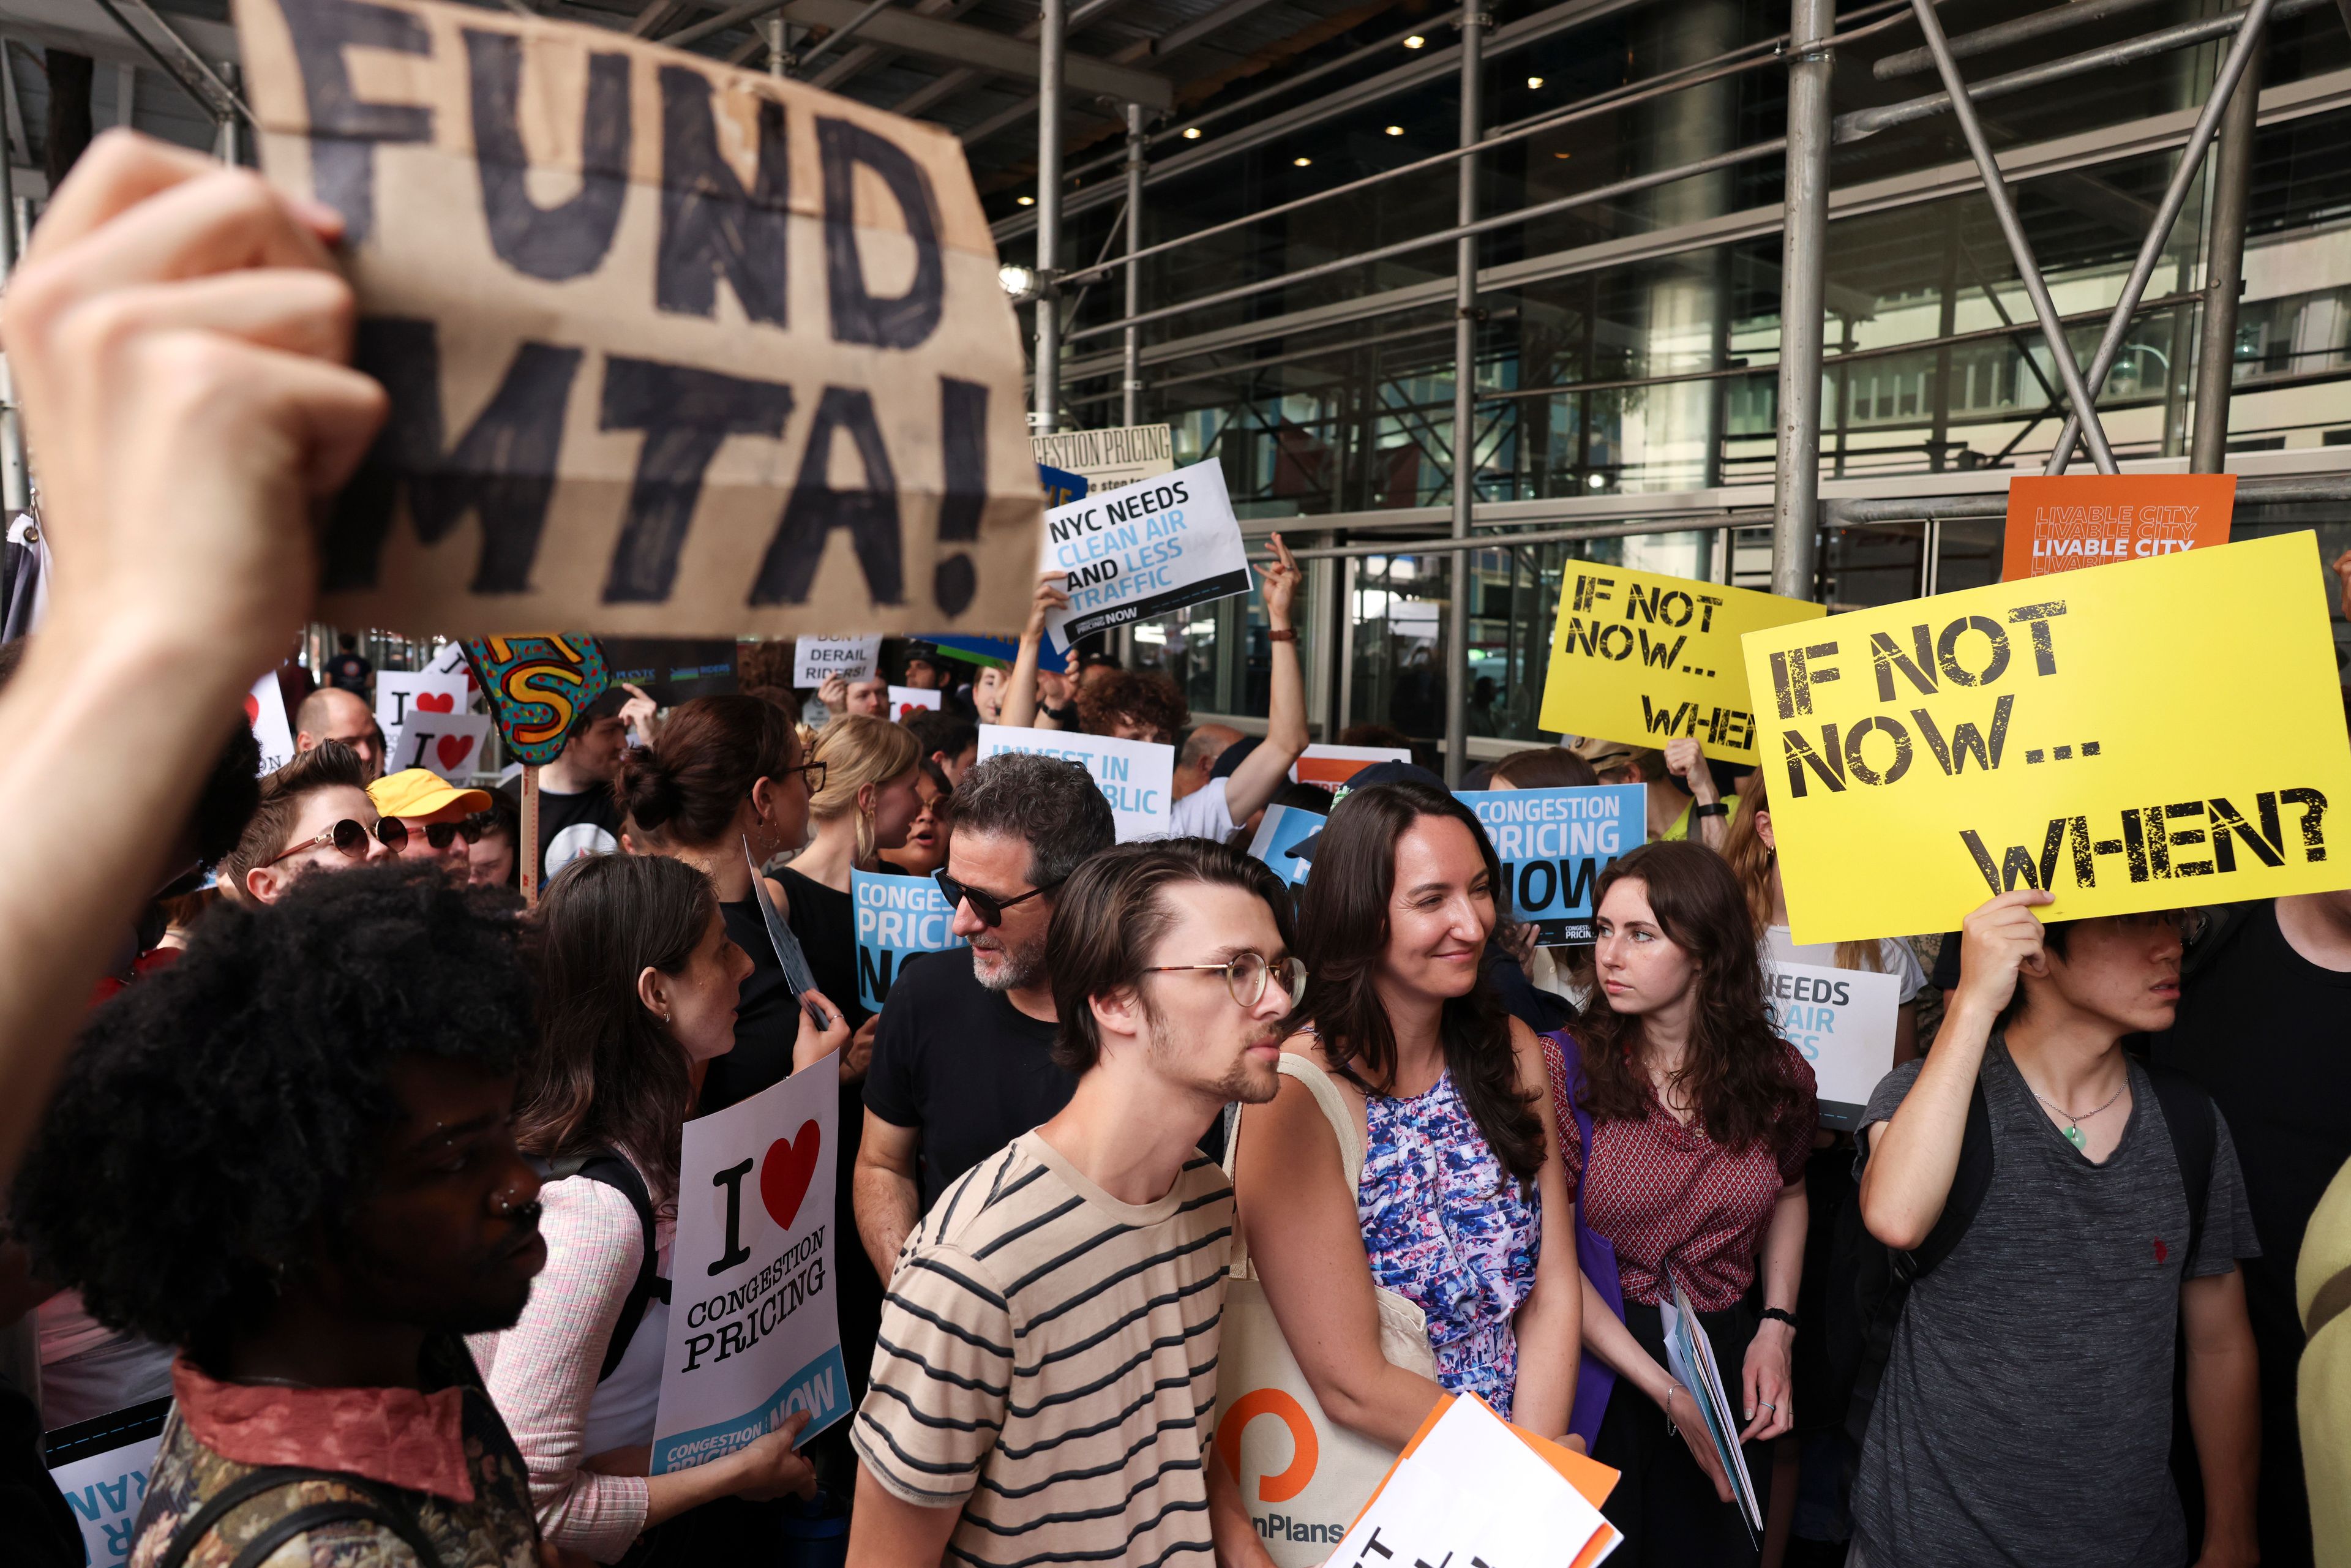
[1403,33,1425,47]
[1293,156,1311,167]
[1182,126,1202,139]
[1016,194,1034,206]
[1385,124,1404,135]
[1526,75,1544,88]
[1553,151,1571,159]
[1586,473,1607,489]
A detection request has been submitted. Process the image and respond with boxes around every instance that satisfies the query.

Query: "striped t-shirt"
[853,1130,1234,1567]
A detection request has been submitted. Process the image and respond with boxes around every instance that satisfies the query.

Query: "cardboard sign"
[237,0,1040,640]
[1540,566,1826,764]
[247,672,298,775]
[1457,785,1644,943]
[853,869,967,1010]
[793,634,883,687]
[1291,743,1410,792]
[1245,801,1325,887]
[976,723,1172,841]
[46,1397,171,1568]
[375,670,474,735]
[462,634,612,765]
[1032,422,1176,491]
[2002,474,2235,581]
[1741,532,2351,944]
[602,637,737,705]
[1763,959,1901,1131]
[889,684,941,719]
[653,1060,847,1473]
[1037,461,1089,511]
[1040,459,1250,651]
[1318,1395,1620,1568]
[390,710,494,781]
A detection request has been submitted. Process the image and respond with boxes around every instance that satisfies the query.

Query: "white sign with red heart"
[388,713,493,783]
[374,672,473,738]
[246,673,297,776]
[651,1057,845,1474]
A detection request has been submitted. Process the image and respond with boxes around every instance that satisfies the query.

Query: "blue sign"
[1038,462,1090,510]
[853,870,969,1011]
[1455,785,1645,943]
[1246,803,1326,887]
[920,632,1068,675]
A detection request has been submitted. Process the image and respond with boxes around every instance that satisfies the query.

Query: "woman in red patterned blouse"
[1561,841,1817,1567]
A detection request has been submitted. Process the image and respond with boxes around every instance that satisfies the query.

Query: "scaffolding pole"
[2192,39,2261,472]
[1123,103,1144,427]
[0,40,23,514]
[1773,0,1834,599]
[1033,0,1065,434]
[1445,9,1484,786]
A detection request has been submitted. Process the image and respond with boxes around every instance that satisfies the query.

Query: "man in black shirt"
[855,752,1115,1276]
[533,689,629,884]
[2150,892,2351,1568]
[323,632,372,696]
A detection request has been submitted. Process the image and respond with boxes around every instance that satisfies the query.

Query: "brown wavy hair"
[620,695,799,848]
[1295,779,1545,1182]
[1576,840,1807,1150]
[1077,669,1191,746]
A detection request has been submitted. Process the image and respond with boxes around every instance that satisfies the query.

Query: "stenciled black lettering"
[327,318,580,595]
[1869,626,1938,702]
[465,30,631,281]
[599,357,795,602]
[274,0,433,244]
[934,378,989,615]
[657,66,789,324]
[1780,726,1846,798]
[817,116,945,349]
[1936,615,2011,688]
[710,1157,754,1275]
[751,386,904,606]
[1910,694,2012,776]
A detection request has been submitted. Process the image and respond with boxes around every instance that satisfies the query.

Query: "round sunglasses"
[265,816,408,868]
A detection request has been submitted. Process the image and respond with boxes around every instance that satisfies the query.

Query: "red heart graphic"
[415,691,457,713]
[437,733,476,771]
[759,1120,823,1231]
[242,694,260,725]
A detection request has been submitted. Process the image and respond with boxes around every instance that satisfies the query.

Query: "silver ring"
[1758,1401,1777,1412]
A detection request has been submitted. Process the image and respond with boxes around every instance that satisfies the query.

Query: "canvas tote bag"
[1214,1053,1437,1565]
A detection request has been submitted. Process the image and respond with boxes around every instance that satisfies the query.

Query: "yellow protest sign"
[1741,532,2351,945]
[1538,566,1825,763]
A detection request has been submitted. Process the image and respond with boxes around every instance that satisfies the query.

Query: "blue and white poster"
[977,724,1174,841]
[854,870,969,1011]
[1455,784,1644,943]
[1038,459,1251,653]
[1245,803,1325,887]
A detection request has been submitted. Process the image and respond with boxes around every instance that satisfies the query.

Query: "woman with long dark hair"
[1565,839,1816,1565]
[474,853,846,1562]
[1233,778,1582,1456]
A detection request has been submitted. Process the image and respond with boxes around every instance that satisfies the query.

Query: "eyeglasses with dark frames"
[933,869,1063,928]
[781,760,828,796]
[265,816,408,868]
[1142,952,1307,1009]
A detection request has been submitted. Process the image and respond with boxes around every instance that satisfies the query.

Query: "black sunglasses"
[423,820,485,850]
[934,869,1063,928]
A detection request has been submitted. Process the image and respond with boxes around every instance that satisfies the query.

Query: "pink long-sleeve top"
[470,1171,672,1562]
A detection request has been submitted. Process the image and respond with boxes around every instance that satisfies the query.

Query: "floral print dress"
[1357,1068,1542,1417]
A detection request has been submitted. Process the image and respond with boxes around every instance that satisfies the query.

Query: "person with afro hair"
[10,862,551,1567]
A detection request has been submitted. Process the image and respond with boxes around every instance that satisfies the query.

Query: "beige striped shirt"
[853,1130,1234,1567]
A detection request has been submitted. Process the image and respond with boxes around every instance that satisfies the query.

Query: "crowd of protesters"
[0,131,2342,1568]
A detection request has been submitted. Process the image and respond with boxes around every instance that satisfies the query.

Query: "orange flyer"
[2001,473,2235,582]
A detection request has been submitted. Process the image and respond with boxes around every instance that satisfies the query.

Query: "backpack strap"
[542,1150,670,1382]
[1908,1078,1995,1280]
[2143,1064,2218,1267]
[157,1466,446,1568]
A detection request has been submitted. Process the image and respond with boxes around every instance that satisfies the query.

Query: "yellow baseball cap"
[369,768,492,823]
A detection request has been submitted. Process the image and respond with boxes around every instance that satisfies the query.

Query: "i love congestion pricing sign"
[650,1060,846,1473]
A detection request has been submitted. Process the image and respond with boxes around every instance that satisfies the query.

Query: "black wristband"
[1042,702,1079,725]
[1758,1306,1798,1330]
[1694,801,1731,819]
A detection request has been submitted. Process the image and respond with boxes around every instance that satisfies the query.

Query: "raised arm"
[1858,889,2052,1250]
[1217,533,1310,825]
[1002,572,1071,730]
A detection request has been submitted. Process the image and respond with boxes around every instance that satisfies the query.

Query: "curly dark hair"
[1575,840,1809,1151]
[1077,669,1190,746]
[9,862,533,1366]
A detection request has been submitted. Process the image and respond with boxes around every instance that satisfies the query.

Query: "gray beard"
[974,930,1048,994]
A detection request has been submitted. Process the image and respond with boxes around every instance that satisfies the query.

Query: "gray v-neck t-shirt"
[1852,1040,2257,1568]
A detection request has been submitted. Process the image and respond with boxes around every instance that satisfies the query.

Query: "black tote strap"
[159,1467,444,1568]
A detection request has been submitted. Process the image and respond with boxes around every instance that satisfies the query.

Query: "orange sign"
[2001,473,2235,582]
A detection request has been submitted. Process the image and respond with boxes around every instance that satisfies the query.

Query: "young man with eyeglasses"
[850,838,1292,1568]
[854,751,1114,1281]
[370,768,494,879]
[1852,892,2262,1568]
[219,740,400,904]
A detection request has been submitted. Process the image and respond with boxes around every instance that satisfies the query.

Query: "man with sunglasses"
[854,751,1115,1281]
[219,740,401,904]
[850,838,1292,1567]
[370,768,494,880]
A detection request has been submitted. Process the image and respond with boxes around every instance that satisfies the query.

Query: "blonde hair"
[809,714,922,865]
[1722,767,1881,971]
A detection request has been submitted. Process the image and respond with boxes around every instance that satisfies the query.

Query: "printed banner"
[247,672,297,775]
[2001,474,2235,582]
[1540,566,1826,764]
[238,0,1040,640]
[1040,460,1250,651]
[1762,959,1902,1130]
[1457,785,1644,943]
[1741,532,2351,944]
[462,634,611,765]
[1291,743,1409,792]
[853,869,967,1010]
[601,637,738,705]
[793,634,883,687]
[653,1060,847,1472]
[390,710,494,781]
[1245,801,1324,887]
[977,723,1172,841]
[46,1398,172,1568]
[375,670,474,735]
[1032,423,1176,492]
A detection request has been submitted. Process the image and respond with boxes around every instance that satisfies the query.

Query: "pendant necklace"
[2031,1079,2128,1150]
